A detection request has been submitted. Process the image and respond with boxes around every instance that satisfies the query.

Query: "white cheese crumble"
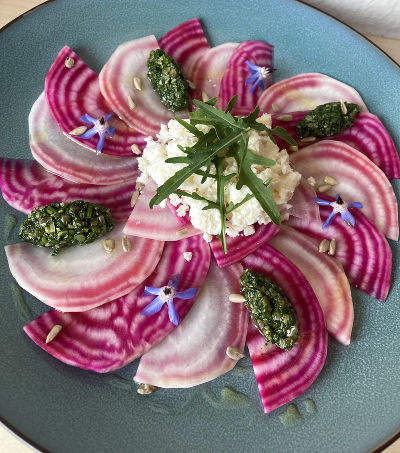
[183,252,193,262]
[137,114,301,237]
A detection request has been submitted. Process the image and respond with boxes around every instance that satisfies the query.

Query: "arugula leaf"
[192,99,245,130]
[226,193,254,214]
[174,117,204,139]
[225,95,238,113]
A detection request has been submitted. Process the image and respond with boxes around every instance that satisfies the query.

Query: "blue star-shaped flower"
[141,274,198,326]
[245,61,274,93]
[314,194,363,229]
[79,112,116,154]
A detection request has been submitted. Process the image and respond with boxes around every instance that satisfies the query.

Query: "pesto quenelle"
[295,101,360,138]
[147,49,189,111]
[19,200,114,256]
[240,269,299,351]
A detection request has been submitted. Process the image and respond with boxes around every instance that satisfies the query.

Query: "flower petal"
[168,274,181,290]
[322,210,338,229]
[176,288,198,300]
[105,112,113,122]
[143,286,161,296]
[348,201,363,209]
[96,132,106,154]
[245,72,259,86]
[106,126,116,137]
[80,114,97,125]
[245,60,260,71]
[341,210,356,227]
[79,127,98,139]
[141,296,164,316]
[167,300,179,326]
[314,197,333,206]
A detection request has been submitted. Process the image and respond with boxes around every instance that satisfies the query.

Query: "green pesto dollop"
[19,200,114,256]
[295,101,360,138]
[147,49,188,111]
[240,269,299,351]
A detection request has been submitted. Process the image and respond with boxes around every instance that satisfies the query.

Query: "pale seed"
[130,144,141,155]
[288,145,298,152]
[318,239,330,253]
[226,346,245,360]
[135,182,145,192]
[340,99,347,115]
[102,238,115,253]
[328,238,336,256]
[130,190,140,208]
[271,103,279,112]
[122,236,131,252]
[317,184,332,193]
[176,228,188,237]
[323,176,339,186]
[69,126,87,136]
[127,95,136,110]
[202,91,209,102]
[187,80,196,89]
[64,57,74,68]
[228,293,246,303]
[183,252,193,262]
[133,76,142,91]
[137,383,157,395]
[300,136,317,144]
[46,325,62,344]
[276,114,293,122]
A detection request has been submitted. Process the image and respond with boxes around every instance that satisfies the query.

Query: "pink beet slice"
[0,158,138,222]
[23,236,210,373]
[219,40,274,116]
[210,223,280,268]
[287,177,321,224]
[258,73,367,114]
[29,93,138,185]
[5,223,164,312]
[290,140,398,240]
[287,195,392,302]
[123,179,201,241]
[135,260,248,387]
[269,225,353,345]
[99,35,188,137]
[159,18,210,78]
[45,46,146,156]
[242,244,327,414]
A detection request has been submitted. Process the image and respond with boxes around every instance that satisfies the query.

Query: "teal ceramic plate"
[0,1,399,452]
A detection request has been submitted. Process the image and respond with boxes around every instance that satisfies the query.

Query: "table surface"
[0,1,399,452]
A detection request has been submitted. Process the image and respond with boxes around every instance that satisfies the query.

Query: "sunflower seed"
[229,293,246,303]
[183,252,193,262]
[289,145,298,152]
[137,383,157,395]
[276,114,293,122]
[187,80,196,89]
[122,236,131,252]
[300,136,317,144]
[317,184,332,193]
[133,76,142,91]
[323,176,339,186]
[202,91,209,102]
[69,126,87,136]
[64,57,74,68]
[271,103,279,112]
[130,144,141,155]
[127,95,136,110]
[176,228,188,237]
[340,99,347,115]
[45,325,62,344]
[226,346,245,360]
[318,239,330,253]
[130,190,140,208]
[102,238,115,253]
[328,238,336,256]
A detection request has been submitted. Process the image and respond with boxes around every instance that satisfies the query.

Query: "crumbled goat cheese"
[137,115,301,237]
[183,252,193,262]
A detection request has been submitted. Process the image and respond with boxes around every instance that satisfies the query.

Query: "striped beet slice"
[135,260,248,387]
[0,158,138,222]
[219,40,274,116]
[5,223,164,312]
[29,93,138,185]
[124,179,201,241]
[290,140,398,240]
[287,177,321,224]
[269,225,353,345]
[190,43,239,104]
[242,244,327,413]
[287,195,392,301]
[272,111,400,179]
[258,73,367,114]
[159,18,210,78]
[23,236,210,372]
[99,35,188,137]
[210,223,280,268]
[45,46,146,156]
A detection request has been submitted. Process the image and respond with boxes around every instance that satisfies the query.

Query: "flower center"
[95,117,108,132]
[259,67,272,79]
[332,201,348,212]
[159,286,176,302]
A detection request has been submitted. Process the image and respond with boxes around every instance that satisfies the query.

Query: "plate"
[0,1,399,452]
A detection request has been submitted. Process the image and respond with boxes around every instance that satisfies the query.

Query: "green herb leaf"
[174,117,204,139]
[225,95,238,113]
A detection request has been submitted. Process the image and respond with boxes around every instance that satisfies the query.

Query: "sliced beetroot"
[287,177,321,224]
[99,35,188,137]
[219,40,274,116]
[29,93,138,185]
[190,43,239,104]
[242,244,327,414]
[134,260,248,387]
[123,179,201,241]
[290,140,398,240]
[23,236,210,372]
[5,223,164,312]
[159,18,210,77]
[258,73,367,114]
[210,223,280,268]
[287,195,392,301]
[269,225,353,345]
[0,158,138,222]
[45,46,146,156]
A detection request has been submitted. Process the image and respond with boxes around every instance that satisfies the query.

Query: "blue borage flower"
[141,274,198,326]
[245,60,274,93]
[314,194,363,229]
[79,113,116,154]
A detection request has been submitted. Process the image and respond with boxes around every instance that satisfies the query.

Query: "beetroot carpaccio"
[1,18,398,415]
